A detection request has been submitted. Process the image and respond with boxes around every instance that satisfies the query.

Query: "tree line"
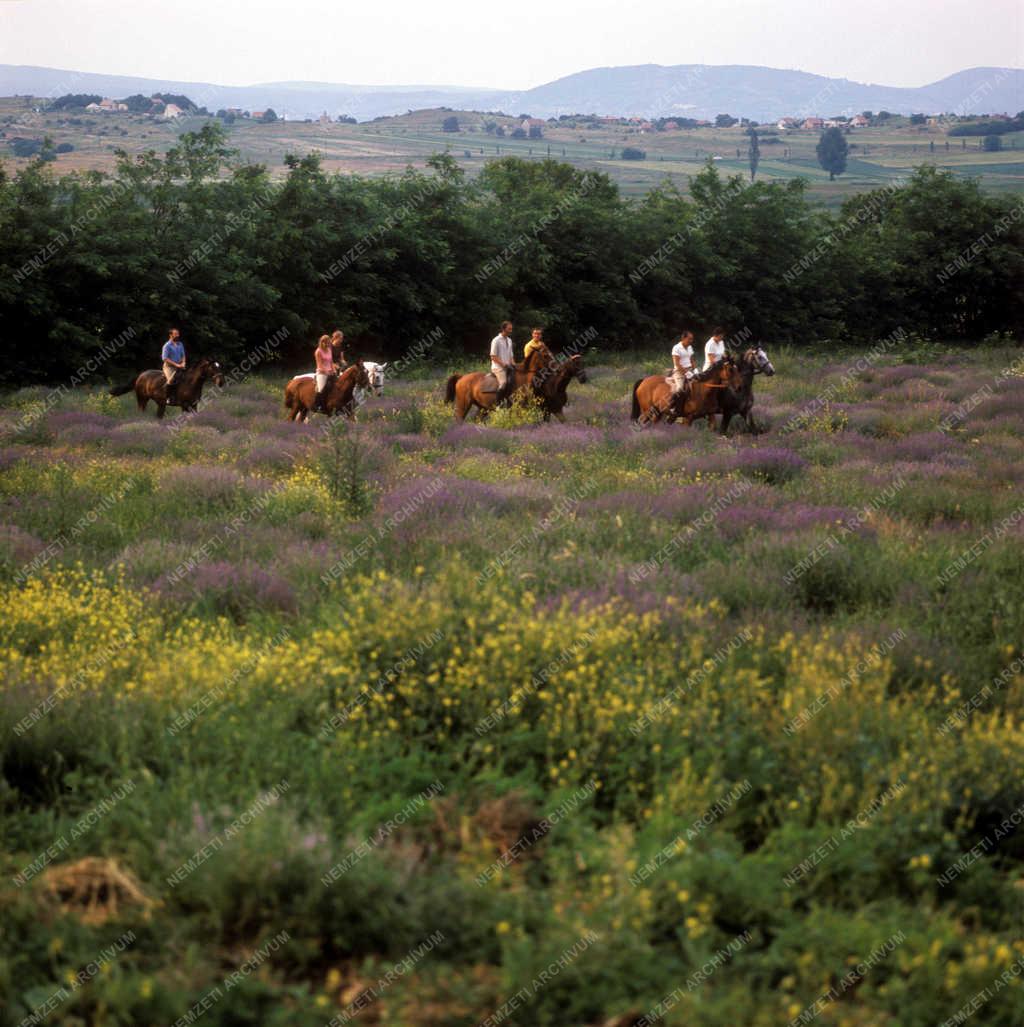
[0,124,1021,385]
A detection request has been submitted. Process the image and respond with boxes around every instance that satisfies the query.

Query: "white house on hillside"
[162,104,185,119]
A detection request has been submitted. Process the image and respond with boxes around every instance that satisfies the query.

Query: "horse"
[284,361,370,422]
[290,360,387,413]
[443,348,550,421]
[532,353,588,422]
[630,359,742,427]
[718,346,775,435]
[109,358,226,419]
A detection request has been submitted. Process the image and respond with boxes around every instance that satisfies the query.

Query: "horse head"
[197,358,226,387]
[716,357,744,391]
[752,346,775,376]
[567,353,588,384]
[363,361,386,396]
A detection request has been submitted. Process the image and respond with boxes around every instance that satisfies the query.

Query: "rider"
[314,334,335,413]
[490,320,515,406]
[331,329,347,368]
[670,330,696,414]
[703,328,727,371]
[161,328,186,405]
[523,327,552,364]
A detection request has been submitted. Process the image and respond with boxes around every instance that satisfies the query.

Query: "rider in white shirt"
[490,320,515,402]
[670,331,696,395]
[703,328,727,371]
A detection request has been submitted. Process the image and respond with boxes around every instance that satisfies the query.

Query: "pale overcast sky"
[1,0,1021,90]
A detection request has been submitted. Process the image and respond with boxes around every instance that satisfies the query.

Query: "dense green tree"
[747,127,760,182]
[1,133,1020,386]
[122,94,156,114]
[442,116,460,133]
[816,127,849,180]
[835,166,1024,339]
[49,94,102,111]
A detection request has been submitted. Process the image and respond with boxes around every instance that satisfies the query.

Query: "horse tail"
[631,378,643,422]
[444,373,459,404]
[109,377,137,397]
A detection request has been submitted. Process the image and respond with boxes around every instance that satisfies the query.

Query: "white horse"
[293,361,387,415]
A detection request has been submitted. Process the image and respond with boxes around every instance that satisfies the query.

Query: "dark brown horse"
[631,359,742,427]
[443,348,550,421]
[718,346,775,434]
[532,353,588,422]
[109,358,226,419]
[284,361,369,422]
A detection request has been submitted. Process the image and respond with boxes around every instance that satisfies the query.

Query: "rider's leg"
[669,369,690,418]
[494,364,511,407]
[163,363,178,405]
[314,372,328,413]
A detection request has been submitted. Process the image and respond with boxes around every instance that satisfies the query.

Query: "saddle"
[480,372,500,393]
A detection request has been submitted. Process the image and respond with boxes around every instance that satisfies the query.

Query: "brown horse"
[631,359,742,427]
[532,353,588,422]
[443,348,550,421]
[109,358,226,419]
[284,361,369,422]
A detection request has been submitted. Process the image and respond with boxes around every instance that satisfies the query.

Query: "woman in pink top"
[314,334,335,413]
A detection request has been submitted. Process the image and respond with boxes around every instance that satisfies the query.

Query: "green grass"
[1,345,1023,1025]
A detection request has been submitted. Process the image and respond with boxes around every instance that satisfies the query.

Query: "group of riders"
[162,326,349,414]
[154,320,764,427]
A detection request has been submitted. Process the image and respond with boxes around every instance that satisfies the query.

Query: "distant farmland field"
[4,96,1024,204]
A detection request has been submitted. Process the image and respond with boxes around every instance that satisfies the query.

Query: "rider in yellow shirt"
[523,327,552,364]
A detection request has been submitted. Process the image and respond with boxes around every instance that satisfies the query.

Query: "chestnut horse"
[533,353,588,422]
[284,361,369,422]
[631,359,742,427]
[109,358,226,419]
[443,348,549,421]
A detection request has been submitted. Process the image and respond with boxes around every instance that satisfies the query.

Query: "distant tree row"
[46,92,204,114]
[948,113,1024,137]
[0,123,1020,385]
[48,94,102,111]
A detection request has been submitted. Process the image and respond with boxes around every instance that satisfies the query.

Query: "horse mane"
[181,357,210,381]
[339,361,369,392]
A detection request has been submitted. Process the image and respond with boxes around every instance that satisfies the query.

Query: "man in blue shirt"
[161,328,186,404]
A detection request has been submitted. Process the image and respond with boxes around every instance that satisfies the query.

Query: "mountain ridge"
[0,62,1019,122]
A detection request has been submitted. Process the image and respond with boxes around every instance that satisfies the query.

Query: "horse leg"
[554,411,565,423]
[721,411,733,436]
[156,401,166,420]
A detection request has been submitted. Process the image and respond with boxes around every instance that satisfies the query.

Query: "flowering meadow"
[1,344,1023,1026]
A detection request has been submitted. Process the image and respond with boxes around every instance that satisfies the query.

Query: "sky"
[1,0,1021,90]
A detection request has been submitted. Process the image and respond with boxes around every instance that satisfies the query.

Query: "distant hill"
[1,63,1020,122]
